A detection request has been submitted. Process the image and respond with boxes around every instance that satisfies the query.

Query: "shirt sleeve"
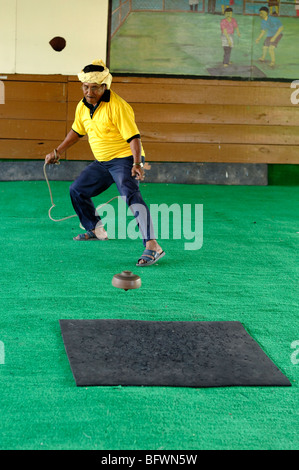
[274,17,282,28]
[220,19,227,33]
[72,102,87,137]
[261,19,267,31]
[113,97,140,142]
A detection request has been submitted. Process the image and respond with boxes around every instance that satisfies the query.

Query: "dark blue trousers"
[69,156,155,246]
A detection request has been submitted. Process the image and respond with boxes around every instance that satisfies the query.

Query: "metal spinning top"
[112,270,141,291]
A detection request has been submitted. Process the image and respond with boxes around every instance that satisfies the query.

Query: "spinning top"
[112,271,141,291]
[49,36,66,52]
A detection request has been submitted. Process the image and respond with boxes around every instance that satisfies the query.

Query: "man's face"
[225,11,232,19]
[82,82,106,105]
[259,10,268,19]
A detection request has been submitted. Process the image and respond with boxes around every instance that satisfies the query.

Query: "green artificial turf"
[0,180,298,450]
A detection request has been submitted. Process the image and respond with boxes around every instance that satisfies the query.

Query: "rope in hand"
[43,149,119,223]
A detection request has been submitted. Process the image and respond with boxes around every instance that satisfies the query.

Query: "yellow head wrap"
[77,59,112,89]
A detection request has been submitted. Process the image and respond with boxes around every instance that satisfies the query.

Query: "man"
[220,0,230,15]
[268,0,280,16]
[189,0,199,11]
[207,0,216,14]
[255,6,283,67]
[45,60,165,267]
[220,8,240,67]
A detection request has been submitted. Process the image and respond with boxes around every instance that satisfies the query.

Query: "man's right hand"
[45,150,60,165]
[45,130,79,164]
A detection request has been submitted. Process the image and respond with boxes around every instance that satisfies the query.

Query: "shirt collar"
[82,89,111,110]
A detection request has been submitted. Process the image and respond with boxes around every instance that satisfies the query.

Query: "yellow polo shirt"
[72,90,145,162]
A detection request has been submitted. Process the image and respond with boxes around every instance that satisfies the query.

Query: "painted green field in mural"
[110,12,299,80]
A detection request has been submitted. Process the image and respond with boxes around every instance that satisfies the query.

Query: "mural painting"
[109,0,299,80]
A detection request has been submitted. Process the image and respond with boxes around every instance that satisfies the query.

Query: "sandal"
[136,249,165,267]
[73,229,108,241]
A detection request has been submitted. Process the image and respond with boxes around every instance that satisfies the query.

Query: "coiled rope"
[43,150,119,222]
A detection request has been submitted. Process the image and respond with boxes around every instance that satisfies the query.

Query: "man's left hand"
[131,165,145,181]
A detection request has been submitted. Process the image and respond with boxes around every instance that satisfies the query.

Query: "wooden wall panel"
[0,75,67,159]
[66,102,299,126]
[0,119,65,140]
[0,101,66,121]
[0,140,63,159]
[2,74,68,82]
[67,80,292,107]
[66,141,299,164]
[142,143,299,164]
[138,123,299,145]
[133,103,299,126]
[66,139,95,160]
[108,83,292,107]
[3,81,67,102]
[0,74,298,164]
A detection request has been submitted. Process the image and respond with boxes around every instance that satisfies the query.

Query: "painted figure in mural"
[189,0,199,11]
[45,60,165,267]
[268,0,280,16]
[208,0,216,14]
[255,7,283,67]
[221,0,230,15]
[220,8,240,67]
[295,0,299,17]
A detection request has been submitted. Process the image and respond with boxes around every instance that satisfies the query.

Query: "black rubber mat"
[59,320,291,387]
[207,64,267,78]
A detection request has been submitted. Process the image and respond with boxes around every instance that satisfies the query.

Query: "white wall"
[0,0,17,73]
[0,0,109,75]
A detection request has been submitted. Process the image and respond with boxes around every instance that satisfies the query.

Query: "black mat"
[207,64,267,78]
[59,320,291,388]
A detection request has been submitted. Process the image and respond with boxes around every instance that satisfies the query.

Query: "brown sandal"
[73,230,108,241]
